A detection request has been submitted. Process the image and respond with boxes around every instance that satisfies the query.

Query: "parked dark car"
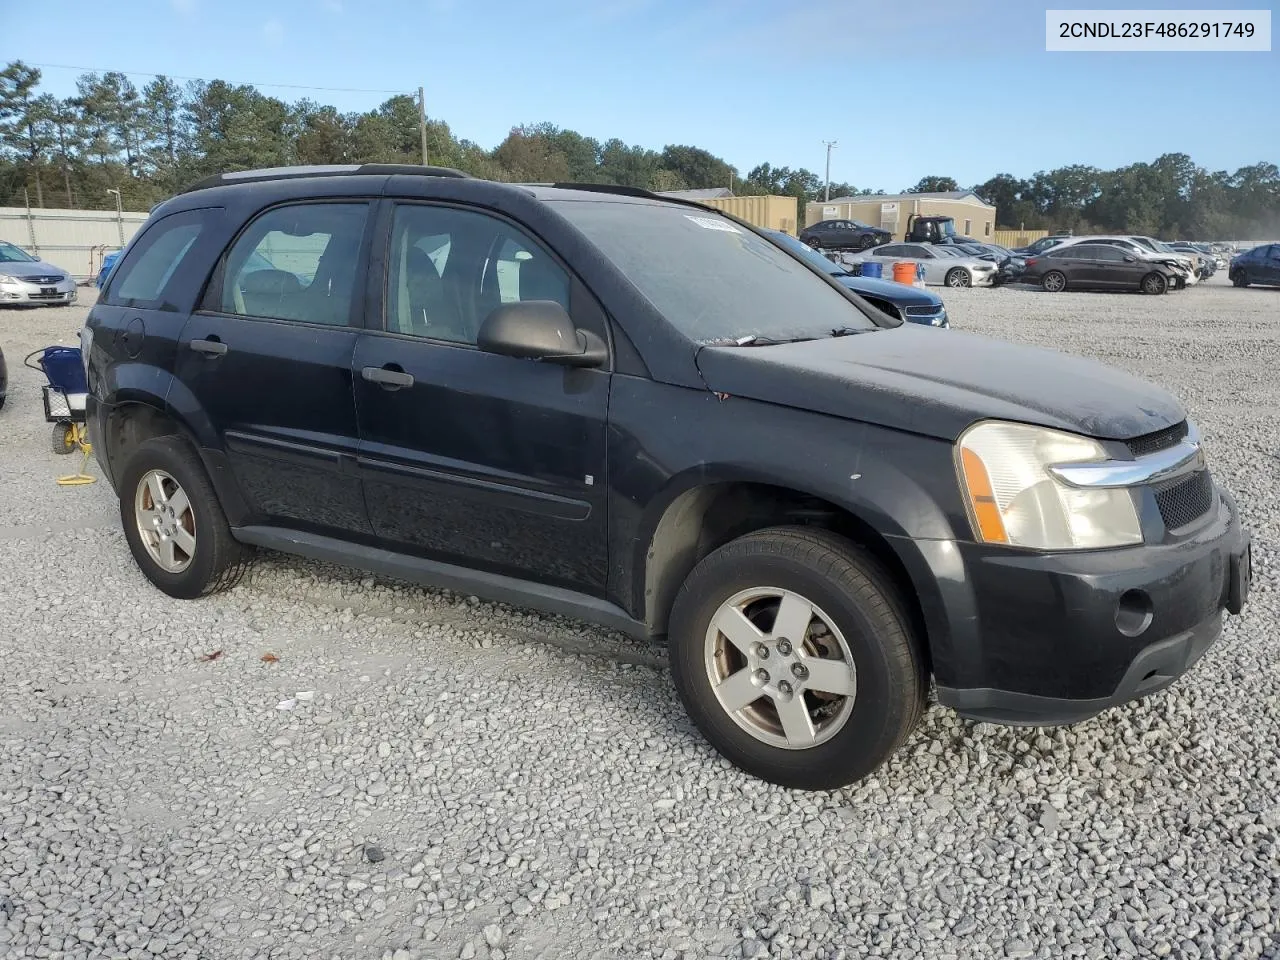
[1229,244,1280,287]
[0,344,7,410]
[765,229,948,327]
[799,218,891,251]
[1024,243,1183,294]
[84,165,1251,790]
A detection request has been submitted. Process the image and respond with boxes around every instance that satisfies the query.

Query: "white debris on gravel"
[0,282,1277,960]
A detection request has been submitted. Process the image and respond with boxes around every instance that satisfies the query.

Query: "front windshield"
[0,241,38,263]
[551,199,877,342]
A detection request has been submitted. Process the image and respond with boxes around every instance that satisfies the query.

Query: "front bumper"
[0,277,77,304]
[926,489,1250,726]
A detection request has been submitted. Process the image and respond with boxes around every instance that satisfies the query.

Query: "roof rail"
[544,182,660,200]
[177,163,474,195]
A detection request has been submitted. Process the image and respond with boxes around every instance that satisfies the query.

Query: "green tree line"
[1,60,1276,237]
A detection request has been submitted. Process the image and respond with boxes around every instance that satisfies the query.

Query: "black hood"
[695,325,1185,442]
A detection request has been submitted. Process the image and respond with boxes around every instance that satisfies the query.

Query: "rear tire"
[667,526,926,790]
[1141,272,1169,295]
[1041,270,1067,292]
[118,435,252,599]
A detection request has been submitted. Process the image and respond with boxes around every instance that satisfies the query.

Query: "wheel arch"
[637,467,954,675]
[99,390,252,527]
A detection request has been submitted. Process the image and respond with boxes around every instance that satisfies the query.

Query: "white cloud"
[262,18,285,44]
[171,0,196,15]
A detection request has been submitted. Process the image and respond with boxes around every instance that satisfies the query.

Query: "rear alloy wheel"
[945,268,972,288]
[1041,270,1067,292]
[804,236,822,249]
[668,526,925,790]
[1141,272,1169,295]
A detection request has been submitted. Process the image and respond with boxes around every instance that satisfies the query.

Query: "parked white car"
[0,241,78,306]
[838,242,998,288]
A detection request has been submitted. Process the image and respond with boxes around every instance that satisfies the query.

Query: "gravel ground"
[0,279,1277,960]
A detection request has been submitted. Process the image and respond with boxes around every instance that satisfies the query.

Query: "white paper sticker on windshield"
[684,215,741,234]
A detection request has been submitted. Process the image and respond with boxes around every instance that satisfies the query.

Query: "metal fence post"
[23,188,38,256]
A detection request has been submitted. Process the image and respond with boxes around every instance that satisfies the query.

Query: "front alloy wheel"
[1041,270,1067,292]
[705,587,857,750]
[946,268,972,288]
[1141,272,1169,295]
[668,526,925,790]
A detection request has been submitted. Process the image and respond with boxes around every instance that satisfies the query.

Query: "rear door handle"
[190,337,227,357]
[362,365,414,389]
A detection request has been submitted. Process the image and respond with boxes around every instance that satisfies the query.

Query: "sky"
[6,0,1278,192]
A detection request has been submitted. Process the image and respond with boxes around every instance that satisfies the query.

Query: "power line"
[27,61,410,96]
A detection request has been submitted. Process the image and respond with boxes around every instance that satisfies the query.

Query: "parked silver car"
[0,241,78,306]
[839,242,998,287]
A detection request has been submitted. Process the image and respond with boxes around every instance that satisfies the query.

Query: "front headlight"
[0,274,17,284]
[956,421,1142,550]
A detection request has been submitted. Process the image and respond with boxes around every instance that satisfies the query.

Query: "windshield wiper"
[729,334,817,347]
[829,326,871,337]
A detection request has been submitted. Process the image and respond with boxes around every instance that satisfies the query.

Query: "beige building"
[658,190,799,235]
[805,191,997,242]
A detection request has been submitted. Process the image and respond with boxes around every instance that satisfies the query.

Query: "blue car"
[766,229,949,327]
[1229,244,1280,288]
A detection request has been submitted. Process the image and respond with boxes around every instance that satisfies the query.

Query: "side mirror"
[477,300,607,368]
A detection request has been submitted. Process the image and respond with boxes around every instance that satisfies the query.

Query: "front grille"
[903,305,943,317]
[1126,421,1189,458]
[1153,470,1215,530]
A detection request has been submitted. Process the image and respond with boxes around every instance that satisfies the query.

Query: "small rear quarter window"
[107,209,211,308]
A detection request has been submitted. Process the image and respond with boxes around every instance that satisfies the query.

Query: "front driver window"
[387,204,570,344]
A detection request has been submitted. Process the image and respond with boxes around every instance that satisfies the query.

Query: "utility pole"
[106,188,124,246]
[823,140,838,202]
[417,87,429,166]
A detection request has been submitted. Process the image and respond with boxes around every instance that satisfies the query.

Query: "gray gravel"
[1,280,1277,960]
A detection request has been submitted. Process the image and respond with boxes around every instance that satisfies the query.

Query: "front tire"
[858,234,877,250]
[1041,270,1067,292]
[1231,270,1249,288]
[668,527,925,790]
[945,268,972,288]
[1141,272,1169,295]
[118,435,252,599]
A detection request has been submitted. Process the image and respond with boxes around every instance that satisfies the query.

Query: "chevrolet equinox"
[83,165,1252,789]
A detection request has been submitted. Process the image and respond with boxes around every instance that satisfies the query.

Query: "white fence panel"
[0,206,150,281]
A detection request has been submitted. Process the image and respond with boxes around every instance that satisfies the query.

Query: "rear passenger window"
[209,203,368,325]
[109,210,208,307]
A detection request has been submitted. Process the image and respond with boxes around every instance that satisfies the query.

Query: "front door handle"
[362,365,414,389]
[190,337,228,357]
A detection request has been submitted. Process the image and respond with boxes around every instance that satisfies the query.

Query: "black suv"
[84,165,1252,790]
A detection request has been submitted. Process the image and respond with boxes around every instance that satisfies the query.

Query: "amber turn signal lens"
[960,447,1009,544]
